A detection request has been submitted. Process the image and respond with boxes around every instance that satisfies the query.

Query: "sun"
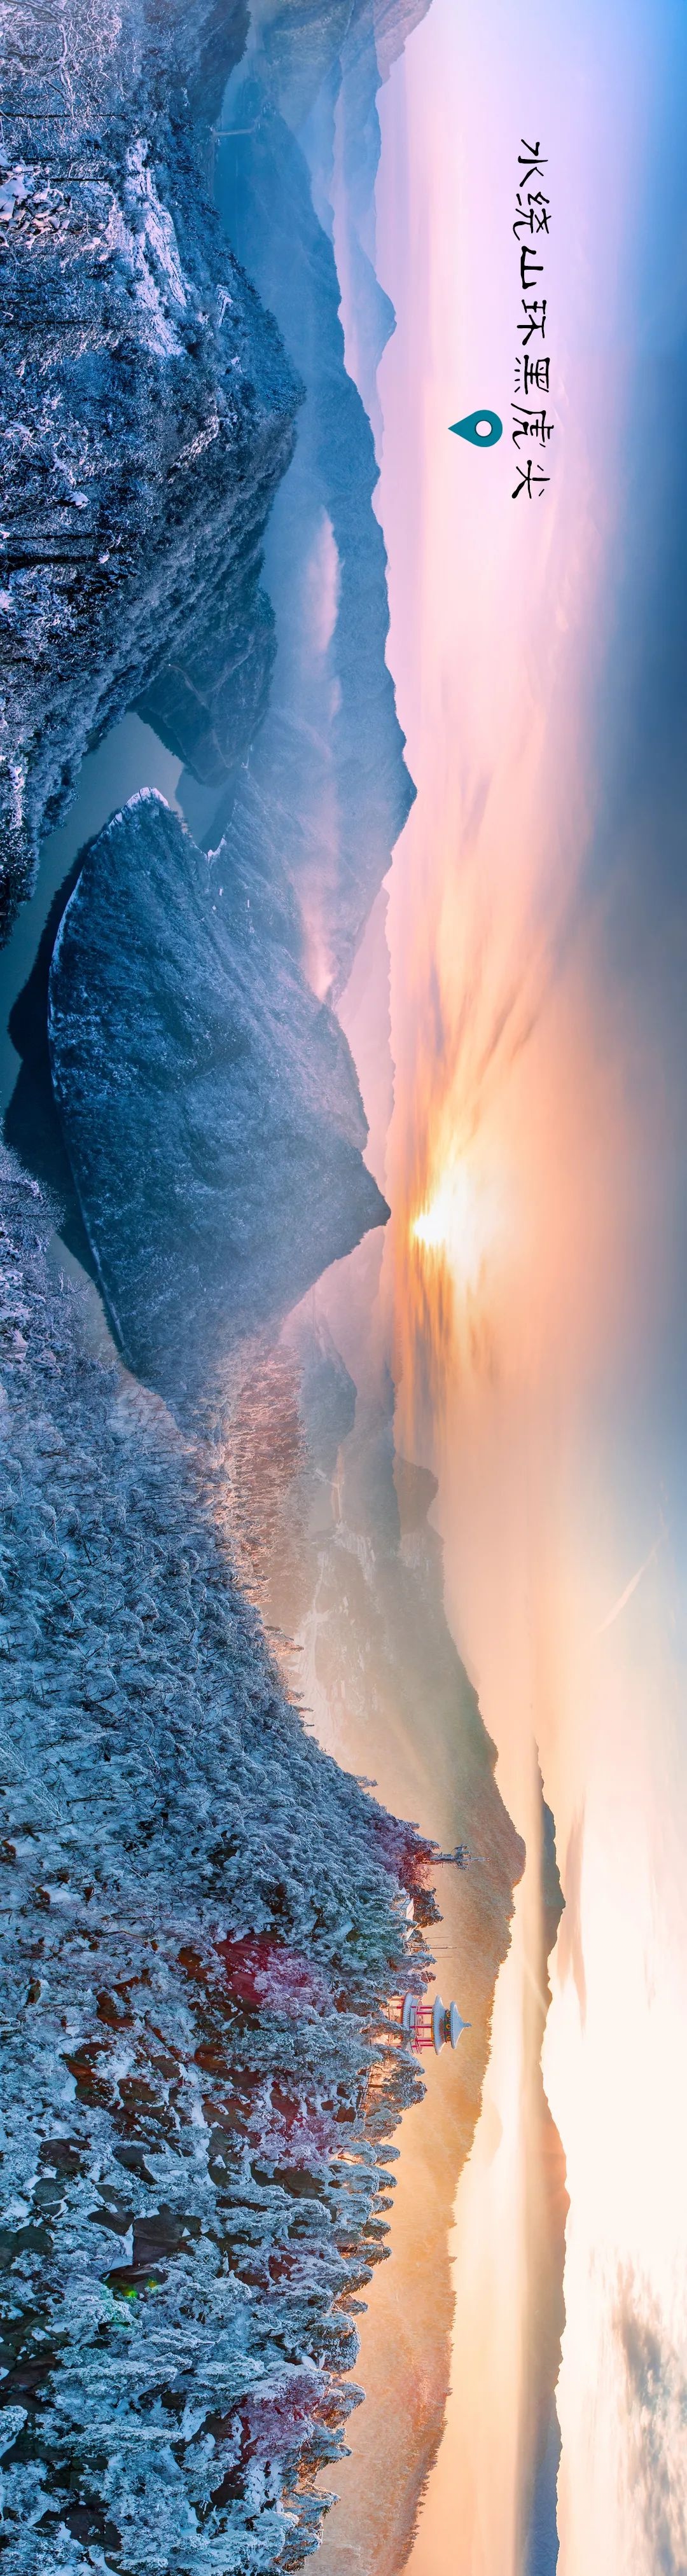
[411,1156,503,1294]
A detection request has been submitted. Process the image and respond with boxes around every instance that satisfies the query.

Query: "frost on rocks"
[0,1148,435,2572]
[46,789,389,1404]
[0,0,298,936]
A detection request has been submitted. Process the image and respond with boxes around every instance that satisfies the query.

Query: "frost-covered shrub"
[0,1150,433,2572]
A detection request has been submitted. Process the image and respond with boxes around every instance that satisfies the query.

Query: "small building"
[398,1992,471,2055]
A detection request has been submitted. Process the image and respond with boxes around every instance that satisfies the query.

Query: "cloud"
[597,1533,662,1634]
[616,2269,687,2576]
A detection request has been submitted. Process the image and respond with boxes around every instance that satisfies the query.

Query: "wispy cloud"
[616,2269,687,2576]
[597,1532,663,1635]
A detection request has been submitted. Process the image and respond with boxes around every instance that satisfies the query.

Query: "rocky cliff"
[46,789,389,1402]
[0,0,298,938]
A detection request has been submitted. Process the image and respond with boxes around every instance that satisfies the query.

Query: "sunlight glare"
[411,1155,504,1293]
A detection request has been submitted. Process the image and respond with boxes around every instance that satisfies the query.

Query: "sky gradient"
[349,0,687,2566]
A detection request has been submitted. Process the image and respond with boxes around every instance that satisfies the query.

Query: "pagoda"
[392,1992,471,2055]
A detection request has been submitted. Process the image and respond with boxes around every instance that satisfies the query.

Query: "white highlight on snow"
[106,139,188,357]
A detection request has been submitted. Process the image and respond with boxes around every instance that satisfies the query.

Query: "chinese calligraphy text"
[511,138,553,499]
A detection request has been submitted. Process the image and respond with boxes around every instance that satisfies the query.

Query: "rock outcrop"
[0,0,300,936]
[46,788,389,1402]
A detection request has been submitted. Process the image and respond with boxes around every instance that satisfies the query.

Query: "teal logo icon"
[450,409,503,447]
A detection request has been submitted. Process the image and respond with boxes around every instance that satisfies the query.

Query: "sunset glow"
[335,0,687,2565]
[410,1155,505,1291]
[8,0,687,2561]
